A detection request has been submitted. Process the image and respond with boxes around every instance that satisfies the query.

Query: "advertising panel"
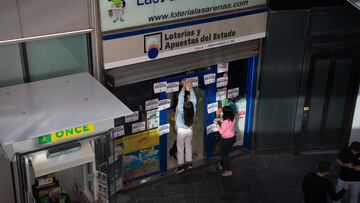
[99,0,267,31]
[103,11,267,69]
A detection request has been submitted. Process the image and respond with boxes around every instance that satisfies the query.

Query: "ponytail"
[183,101,194,127]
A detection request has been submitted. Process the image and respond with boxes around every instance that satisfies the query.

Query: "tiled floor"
[121,152,343,203]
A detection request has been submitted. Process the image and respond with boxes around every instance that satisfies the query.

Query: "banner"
[103,11,267,69]
[99,0,267,31]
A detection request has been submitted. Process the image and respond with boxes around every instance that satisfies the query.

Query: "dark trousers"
[220,136,236,171]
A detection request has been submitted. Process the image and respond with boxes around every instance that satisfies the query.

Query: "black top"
[338,146,360,181]
[302,172,346,203]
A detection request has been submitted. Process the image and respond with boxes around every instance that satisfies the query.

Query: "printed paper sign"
[166,82,179,93]
[147,109,159,129]
[153,82,167,93]
[216,88,227,101]
[207,102,218,114]
[187,77,198,87]
[159,124,170,136]
[114,125,125,138]
[132,121,146,133]
[217,63,229,73]
[159,99,171,111]
[227,87,239,99]
[145,99,159,111]
[204,74,216,85]
[125,111,139,123]
[207,124,219,134]
[216,77,228,88]
[96,171,108,199]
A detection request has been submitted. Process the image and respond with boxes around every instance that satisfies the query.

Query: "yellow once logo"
[51,124,94,142]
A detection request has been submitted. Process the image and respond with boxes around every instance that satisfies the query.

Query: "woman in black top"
[302,161,349,203]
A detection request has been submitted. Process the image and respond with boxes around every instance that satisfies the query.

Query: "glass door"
[302,46,360,149]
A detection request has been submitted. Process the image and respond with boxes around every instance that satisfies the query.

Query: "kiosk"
[0,73,132,203]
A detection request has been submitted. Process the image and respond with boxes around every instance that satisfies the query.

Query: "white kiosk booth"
[0,73,132,203]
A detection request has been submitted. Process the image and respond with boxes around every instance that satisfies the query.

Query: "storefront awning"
[0,73,132,150]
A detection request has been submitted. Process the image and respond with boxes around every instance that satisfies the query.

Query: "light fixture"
[347,0,360,10]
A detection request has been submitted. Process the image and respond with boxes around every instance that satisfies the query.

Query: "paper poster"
[216,76,228,88]
[147,109,159,129]
[122,129,160,154]
[145,99,159,111]
[96,171,108,199]
[207,102,218,114]
[227,87,239,99]
[114,125,125,138]
[207,124,219,134]
[217,63,229,73]
[153,82,167,93]
[204,74,216,85]
[187,77,199,87]
[132,121,146,134]
[158,99,171,111]
[158,124,170,136]
[216,88,227,101]
[125,111,139,123]
[166,82,179,93]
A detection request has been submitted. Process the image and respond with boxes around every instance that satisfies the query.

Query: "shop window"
[26,34,91,81]
[0,44,24,88]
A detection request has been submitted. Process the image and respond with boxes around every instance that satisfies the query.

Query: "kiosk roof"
[0,73,132,145]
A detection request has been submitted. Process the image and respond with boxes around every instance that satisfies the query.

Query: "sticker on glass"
[159,124,170,136]
[204,74,216,85]
[217,63,228,73]
[153,82,167,93]
[216,76,228,88]
[207,102,218,114]
[159,99,171,111]
[132,121,146,134]
[166,82,179,93]
[145,99,159,111]
[125,111,139,123]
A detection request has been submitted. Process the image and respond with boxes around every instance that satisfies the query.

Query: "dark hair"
[350,142,360,152]
[318,161,331,173]
[183,101,194,127]
[222,106,234,121]
[184,90,190,99]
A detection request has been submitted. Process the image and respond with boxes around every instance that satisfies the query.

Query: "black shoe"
[186,163,193,170]
[175,165,185,174]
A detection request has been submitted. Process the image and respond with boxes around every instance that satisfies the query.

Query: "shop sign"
[204,74,216,85]
[38,124,94,145]
[103,11,267,69]
[99,0,266,31]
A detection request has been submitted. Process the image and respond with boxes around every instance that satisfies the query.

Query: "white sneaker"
[221,171,232,177]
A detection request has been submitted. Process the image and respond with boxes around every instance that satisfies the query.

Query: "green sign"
[38,134,51,145]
